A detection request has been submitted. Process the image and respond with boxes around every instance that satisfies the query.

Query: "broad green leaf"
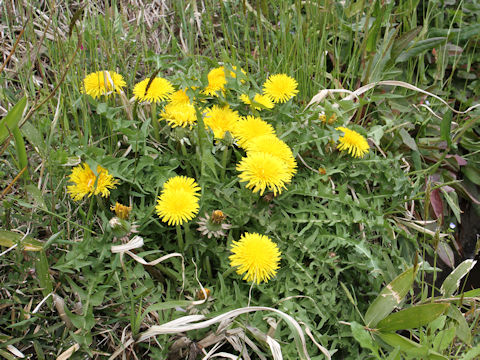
[0,230,43,251]
[399,128,418,151]
[377,332,425,356]
[441,259,477,297]
[0,96,27,144]
[396,37,446,63]
[391,26,422,60]
[447,305,471,344]
[433,327,455,352]
[21,121,46,155]
[365,266,418,327]
[377,333,447,359]
[350,321,380,357]
[463,165,480,186]
[461,288,480,298]
[377,303,450,331]
[461,345,480,360]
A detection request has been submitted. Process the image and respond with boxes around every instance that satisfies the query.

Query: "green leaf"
[391,26,422,60]
[0,96,27,144]
[396,37,447,63]
[365,265,418,327]
[141,300,197,323]
[0,230,43,251]
[432,327,455,352]
[26,184,47,211]
[377,333,447,359]
[350,321,380,356]
[447,304,471,344]
[35,250,53,305]
[463,165,480,186]
[440,111,452,148]
[377,303,450,331]
[399,128,418,151]
[440,259,477,297]
[21,121,45,155]
[461,345,480,360]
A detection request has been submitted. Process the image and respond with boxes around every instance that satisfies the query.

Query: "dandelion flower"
[67,163,118,201]
[203,67,229,96]
[163,175,201,193]
[262,74,298,103]
[133,77,174,103]
[203,105,240,139]
[203,66,244,96]
[111,202,132,220]
[156,176,200,226]
[336,126,370,158]
[229,232,281,284]
[240,93,274,110]
[246,134,297,174]
[161,102,197,128]
[236,152,293,196]
[169,89,191,105]
[232,116,275,148]
[82,70,126,99]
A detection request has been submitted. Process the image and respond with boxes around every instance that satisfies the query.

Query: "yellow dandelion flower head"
[336,126,370,158]
[240,94,274,110]
[67,163,118,201]
[232,115,276,149]
[163,175,201,193]
[246,134,297,174]
[133,77,174,103]
[82,70,126,99]
[161,102,197,128]
[253,93,274,109]
[229,232,281,284]
[203,66,244,96]
[239,94,251,105]
[169,89,191,105]
[236,152,294,196]
[203,67,228,96]
[203,105,240,139]
[262,74,299,103]
[155,176,200,226]
[110,202,132,220]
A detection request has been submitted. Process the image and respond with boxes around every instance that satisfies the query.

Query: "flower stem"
[220,146,230,181]
[84,195,96,242]
[180,142,193,178]
[176,224,184,251]
[205,255,213,280]
[151,102,160,141]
